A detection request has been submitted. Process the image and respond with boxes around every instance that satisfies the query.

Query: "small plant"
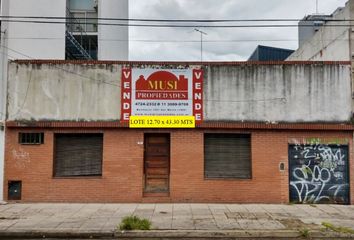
[321,222,354,235]
[299,228,310,238]
[119,216,152,230]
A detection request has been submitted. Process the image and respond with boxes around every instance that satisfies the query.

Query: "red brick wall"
[4,128,353,204]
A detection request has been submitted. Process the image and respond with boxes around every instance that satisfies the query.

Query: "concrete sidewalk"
[0,203,353,239]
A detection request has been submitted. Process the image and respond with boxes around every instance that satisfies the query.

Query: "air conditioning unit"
[313,20,324,32]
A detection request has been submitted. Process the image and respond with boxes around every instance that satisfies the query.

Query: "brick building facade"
[4,123,353,204]
[3,61,354,204]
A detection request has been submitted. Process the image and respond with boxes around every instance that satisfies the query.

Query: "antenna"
[194,28,207,62]
[316,0,319,14]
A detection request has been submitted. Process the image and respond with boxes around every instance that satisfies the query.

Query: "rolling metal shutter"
[289,144,349,204]
[204,134,251,179]
[54,134,103,177]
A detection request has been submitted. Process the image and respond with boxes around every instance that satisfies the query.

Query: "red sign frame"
[121,68,203,124]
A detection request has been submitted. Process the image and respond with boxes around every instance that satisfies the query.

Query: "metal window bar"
[19,133,44,144]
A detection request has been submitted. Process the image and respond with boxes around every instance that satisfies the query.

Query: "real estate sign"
[121,68,203,126]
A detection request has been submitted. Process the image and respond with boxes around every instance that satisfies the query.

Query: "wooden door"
[144,134,170,193]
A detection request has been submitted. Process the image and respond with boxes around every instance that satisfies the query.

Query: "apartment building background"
[0,0,129,201]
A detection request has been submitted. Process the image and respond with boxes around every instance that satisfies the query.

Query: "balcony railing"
[65,8,97,60]
[67,10,98,33]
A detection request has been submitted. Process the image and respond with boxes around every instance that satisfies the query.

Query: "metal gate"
[289,144,349,204]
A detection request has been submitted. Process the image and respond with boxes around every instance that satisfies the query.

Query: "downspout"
[0,0,6,202]
[0,0,10,202]
[349,0,354,205]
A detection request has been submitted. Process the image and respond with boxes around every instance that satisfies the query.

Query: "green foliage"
[119,216,152,231]
[321,222,354,234]
[299,228,310,238]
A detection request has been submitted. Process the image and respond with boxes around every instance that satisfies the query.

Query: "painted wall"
[7,63,121,121]
[7,62,352,123]
[298,15,332,48]
[0,33,7,121]
[98,0,129,60]
[205,64,351,122]
[3,0,66,60]
[288,2,352,61]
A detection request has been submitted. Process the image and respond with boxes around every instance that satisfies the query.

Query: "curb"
[0,229,352,239]
[115,230,354,239]
[0,230,115,239]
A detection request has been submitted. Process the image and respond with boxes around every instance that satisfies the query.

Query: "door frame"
[143,133,171,194]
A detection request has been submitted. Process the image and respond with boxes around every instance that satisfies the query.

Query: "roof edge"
[11,60,351,66]
[6,121,354,131]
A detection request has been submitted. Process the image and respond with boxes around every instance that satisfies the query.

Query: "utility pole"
[316,0,319,14]
[194,28,207,62]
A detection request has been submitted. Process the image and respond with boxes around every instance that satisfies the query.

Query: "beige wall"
[7,62,352,123]
[8,63,122,121]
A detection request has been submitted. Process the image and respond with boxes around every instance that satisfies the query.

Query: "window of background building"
[54,133,103,177]
[68,0,98,33]
[204,133,251,179]
[66,0,98,60]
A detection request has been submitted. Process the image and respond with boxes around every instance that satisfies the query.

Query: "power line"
[0,44,120,87]
[11,67,32,118]
[0,47,289,106]
[1,15,354,23]
[0,51,16,59]
[205,97,286,103]
[0,45,121,117]
[1,19,353,28]
[5,36,353,43]
[4,37,300,42]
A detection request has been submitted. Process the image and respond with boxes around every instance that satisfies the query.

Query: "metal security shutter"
[289,144,349,204]
[204,134,251,179]
[54,134,103,177]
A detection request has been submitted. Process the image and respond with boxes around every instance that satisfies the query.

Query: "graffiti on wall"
[289,144,349,204]
[12,148,30,169]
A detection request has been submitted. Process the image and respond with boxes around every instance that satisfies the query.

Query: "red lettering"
[193,69,203,124]
[121,69,132,122]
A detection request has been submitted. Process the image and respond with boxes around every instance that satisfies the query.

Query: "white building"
[0,0,129,201]
[287,0,354,116]
[288,0,353,61]
[0,0,129,60]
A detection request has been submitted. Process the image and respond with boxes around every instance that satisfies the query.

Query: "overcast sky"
[129,0,348,61]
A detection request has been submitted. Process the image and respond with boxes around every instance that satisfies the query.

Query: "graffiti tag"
[289,144,349,204]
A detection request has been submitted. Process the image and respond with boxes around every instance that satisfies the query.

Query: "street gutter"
[0,229,353,239]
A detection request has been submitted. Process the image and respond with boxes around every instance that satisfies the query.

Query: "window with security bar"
[19,132,44,145]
